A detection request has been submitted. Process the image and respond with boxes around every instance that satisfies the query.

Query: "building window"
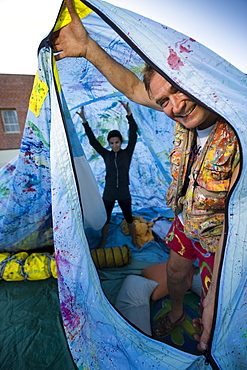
[1,110,20,133]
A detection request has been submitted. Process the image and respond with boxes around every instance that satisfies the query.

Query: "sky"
[0,0,246,75]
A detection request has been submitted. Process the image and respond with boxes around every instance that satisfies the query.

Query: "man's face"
[149,72,218,130]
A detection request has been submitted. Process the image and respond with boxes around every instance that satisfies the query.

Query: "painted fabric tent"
[0,0,247,369]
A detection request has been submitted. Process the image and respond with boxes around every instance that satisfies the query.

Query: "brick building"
[0,74,34,168]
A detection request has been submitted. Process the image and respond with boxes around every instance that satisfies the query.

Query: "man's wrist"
[86,38,104,64]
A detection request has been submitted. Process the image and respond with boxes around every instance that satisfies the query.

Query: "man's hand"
[193,290,214,352]
[51,0,161,110]
[52,0,91,60]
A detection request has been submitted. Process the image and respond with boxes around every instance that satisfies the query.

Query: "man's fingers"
[52,43,61,53]
[197,325,211,352]
[51,38,61,48]
[50,31,62,53]
[193,317,203,332]
[54,54,61,61]
[54,52,65,61]
[66,0,79,20]
[197,341,208,352]
[193,318,207,353]
[193,333,201,342]
[199,342,208,351]
[193,333,208,352]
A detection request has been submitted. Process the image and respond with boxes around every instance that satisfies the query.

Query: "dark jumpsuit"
[83,114,138,224]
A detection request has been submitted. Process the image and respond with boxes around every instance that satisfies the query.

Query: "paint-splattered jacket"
[166,119,240,252]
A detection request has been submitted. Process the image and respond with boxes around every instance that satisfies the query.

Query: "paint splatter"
[167,48,184,70]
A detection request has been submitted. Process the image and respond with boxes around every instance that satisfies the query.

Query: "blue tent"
[0,0,246,368]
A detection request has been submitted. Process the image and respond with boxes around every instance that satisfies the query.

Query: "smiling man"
[145,67,219,130]
[141,63,240,341]
[52,0,240,352]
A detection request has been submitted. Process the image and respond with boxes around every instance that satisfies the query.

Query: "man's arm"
[52,0,161,110]
[193,163,240,351]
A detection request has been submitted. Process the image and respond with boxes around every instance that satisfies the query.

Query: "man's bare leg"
[152,249,193,337]
[167,250,194,322]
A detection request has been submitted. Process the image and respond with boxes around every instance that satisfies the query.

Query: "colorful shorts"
[165,216,215,303]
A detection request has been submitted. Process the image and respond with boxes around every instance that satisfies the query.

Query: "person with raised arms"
[77,102,140,249]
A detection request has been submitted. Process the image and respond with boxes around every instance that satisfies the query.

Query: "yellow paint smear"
[53,0,93,32]
[29,73,49,117]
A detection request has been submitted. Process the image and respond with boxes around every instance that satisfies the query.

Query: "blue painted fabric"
[0,0,246,368]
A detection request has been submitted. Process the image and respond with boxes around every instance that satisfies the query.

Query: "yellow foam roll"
[0,253,11,280]
[90,245,132,269]
[24,253,52,280]
[0,246,131,281]
[2,252,29,281]
[0,253,11,262]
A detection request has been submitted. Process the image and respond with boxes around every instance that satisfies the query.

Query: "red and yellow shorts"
[165,216,215,303]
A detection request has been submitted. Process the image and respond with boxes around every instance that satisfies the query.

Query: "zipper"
[201,146,242,369]
[114,152,119,188]
[204,346,218,369]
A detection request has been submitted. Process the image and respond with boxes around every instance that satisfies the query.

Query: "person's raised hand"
[119,101,132,116]
[76,106,87,124]
[52,0,91,61]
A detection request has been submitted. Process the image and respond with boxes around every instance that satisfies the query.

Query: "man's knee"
[167,251,193,281]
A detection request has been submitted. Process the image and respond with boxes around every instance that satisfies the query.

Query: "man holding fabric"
[52,0,240,352]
